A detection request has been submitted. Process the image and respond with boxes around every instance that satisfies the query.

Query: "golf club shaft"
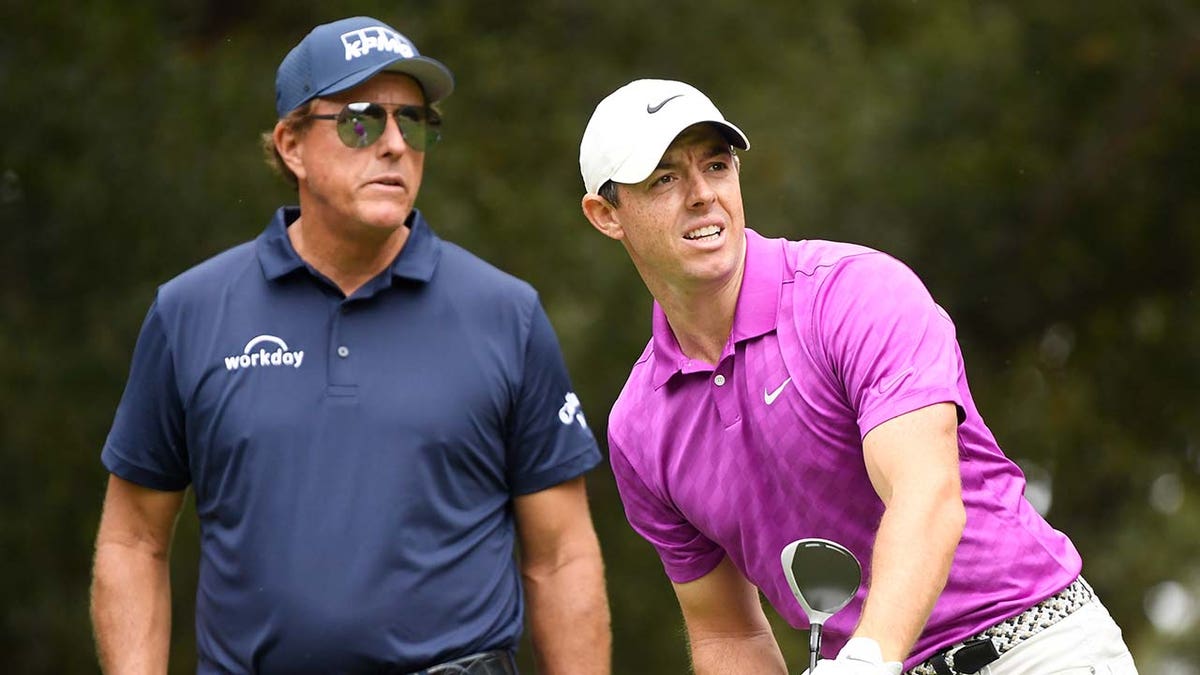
[810,623,822,672]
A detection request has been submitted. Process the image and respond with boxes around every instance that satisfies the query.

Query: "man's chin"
[357,205,413,231]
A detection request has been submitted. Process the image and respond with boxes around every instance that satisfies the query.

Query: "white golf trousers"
[977,597,1138,674]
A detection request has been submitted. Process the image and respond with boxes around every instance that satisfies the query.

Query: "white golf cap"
[579,79,750,195]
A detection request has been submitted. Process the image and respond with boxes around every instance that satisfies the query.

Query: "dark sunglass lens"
[336,103,387,148]
[395,117,429,152]
[395,107,440,152]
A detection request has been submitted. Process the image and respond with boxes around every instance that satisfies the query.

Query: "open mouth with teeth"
[684,225,722,240]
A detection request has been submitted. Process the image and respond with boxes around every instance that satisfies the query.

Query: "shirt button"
[714,374,726,386]
[337,346,350,358]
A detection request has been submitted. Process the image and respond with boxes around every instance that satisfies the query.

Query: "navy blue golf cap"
[275,16,455,117]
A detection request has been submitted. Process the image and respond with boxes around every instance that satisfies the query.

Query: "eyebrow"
[654,143,733,172]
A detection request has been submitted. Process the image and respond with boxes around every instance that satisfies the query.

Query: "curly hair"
[260,101,316,190]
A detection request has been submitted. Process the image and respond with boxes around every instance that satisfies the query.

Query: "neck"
[287,214,411,297]
[643,257,746,368]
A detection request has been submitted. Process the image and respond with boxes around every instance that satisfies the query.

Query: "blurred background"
[2,0,1197,672]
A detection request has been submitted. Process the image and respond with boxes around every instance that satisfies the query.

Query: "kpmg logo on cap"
[341,26,414,61]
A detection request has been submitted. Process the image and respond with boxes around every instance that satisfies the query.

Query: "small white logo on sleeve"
[224,335,305,371]
[341,26,415,61]
[558,392,588,429]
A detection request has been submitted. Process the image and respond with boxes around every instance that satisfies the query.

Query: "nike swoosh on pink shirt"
[764,377,792,405]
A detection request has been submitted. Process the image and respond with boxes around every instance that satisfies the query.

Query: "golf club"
[780,538,863,673]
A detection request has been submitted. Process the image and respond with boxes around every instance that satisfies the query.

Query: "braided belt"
[908,577,1095,675]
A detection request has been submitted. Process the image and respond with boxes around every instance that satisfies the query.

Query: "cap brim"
[316,55,455,104]
[609,119,749,186]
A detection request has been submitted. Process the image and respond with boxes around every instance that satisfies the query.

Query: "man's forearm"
[855,488,965,661]
[91,542,173,674]
[523,553,611,674]
[689,631,787,675]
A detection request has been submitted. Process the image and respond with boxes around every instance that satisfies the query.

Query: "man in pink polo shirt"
[578,79,1138,674]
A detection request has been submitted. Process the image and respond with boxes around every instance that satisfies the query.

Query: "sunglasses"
[307,102,442,151]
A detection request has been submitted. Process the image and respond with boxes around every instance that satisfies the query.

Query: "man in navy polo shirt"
[90,17,610,674]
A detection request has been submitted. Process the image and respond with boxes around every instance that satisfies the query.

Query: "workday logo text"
[340,26,414,61]
[225,335,305,371]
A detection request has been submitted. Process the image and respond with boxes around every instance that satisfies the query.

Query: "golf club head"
[780,537,862,625]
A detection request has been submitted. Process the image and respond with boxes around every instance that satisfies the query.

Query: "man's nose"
[376,113,410,155]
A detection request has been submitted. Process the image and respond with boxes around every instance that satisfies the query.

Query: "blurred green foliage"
[1,0,1197,672]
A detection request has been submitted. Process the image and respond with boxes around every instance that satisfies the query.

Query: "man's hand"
[808,638,902,675]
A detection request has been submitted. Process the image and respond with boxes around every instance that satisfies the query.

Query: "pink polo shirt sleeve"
[608,430,726,582]
[806,251,965,438]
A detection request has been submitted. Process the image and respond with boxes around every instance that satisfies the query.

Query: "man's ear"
[581,193,624,241]
[274,121,306,182]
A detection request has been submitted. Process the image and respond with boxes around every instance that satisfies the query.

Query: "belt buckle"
[423,650,513,675]
[931,638,1000,675]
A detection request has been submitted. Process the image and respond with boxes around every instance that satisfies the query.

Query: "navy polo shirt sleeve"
[504,298,602,495]
[101,298,190,491]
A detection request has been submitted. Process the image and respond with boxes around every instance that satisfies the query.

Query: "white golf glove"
[806,637,903,675]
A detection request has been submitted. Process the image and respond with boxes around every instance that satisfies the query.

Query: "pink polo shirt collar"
[649,228,785,388]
